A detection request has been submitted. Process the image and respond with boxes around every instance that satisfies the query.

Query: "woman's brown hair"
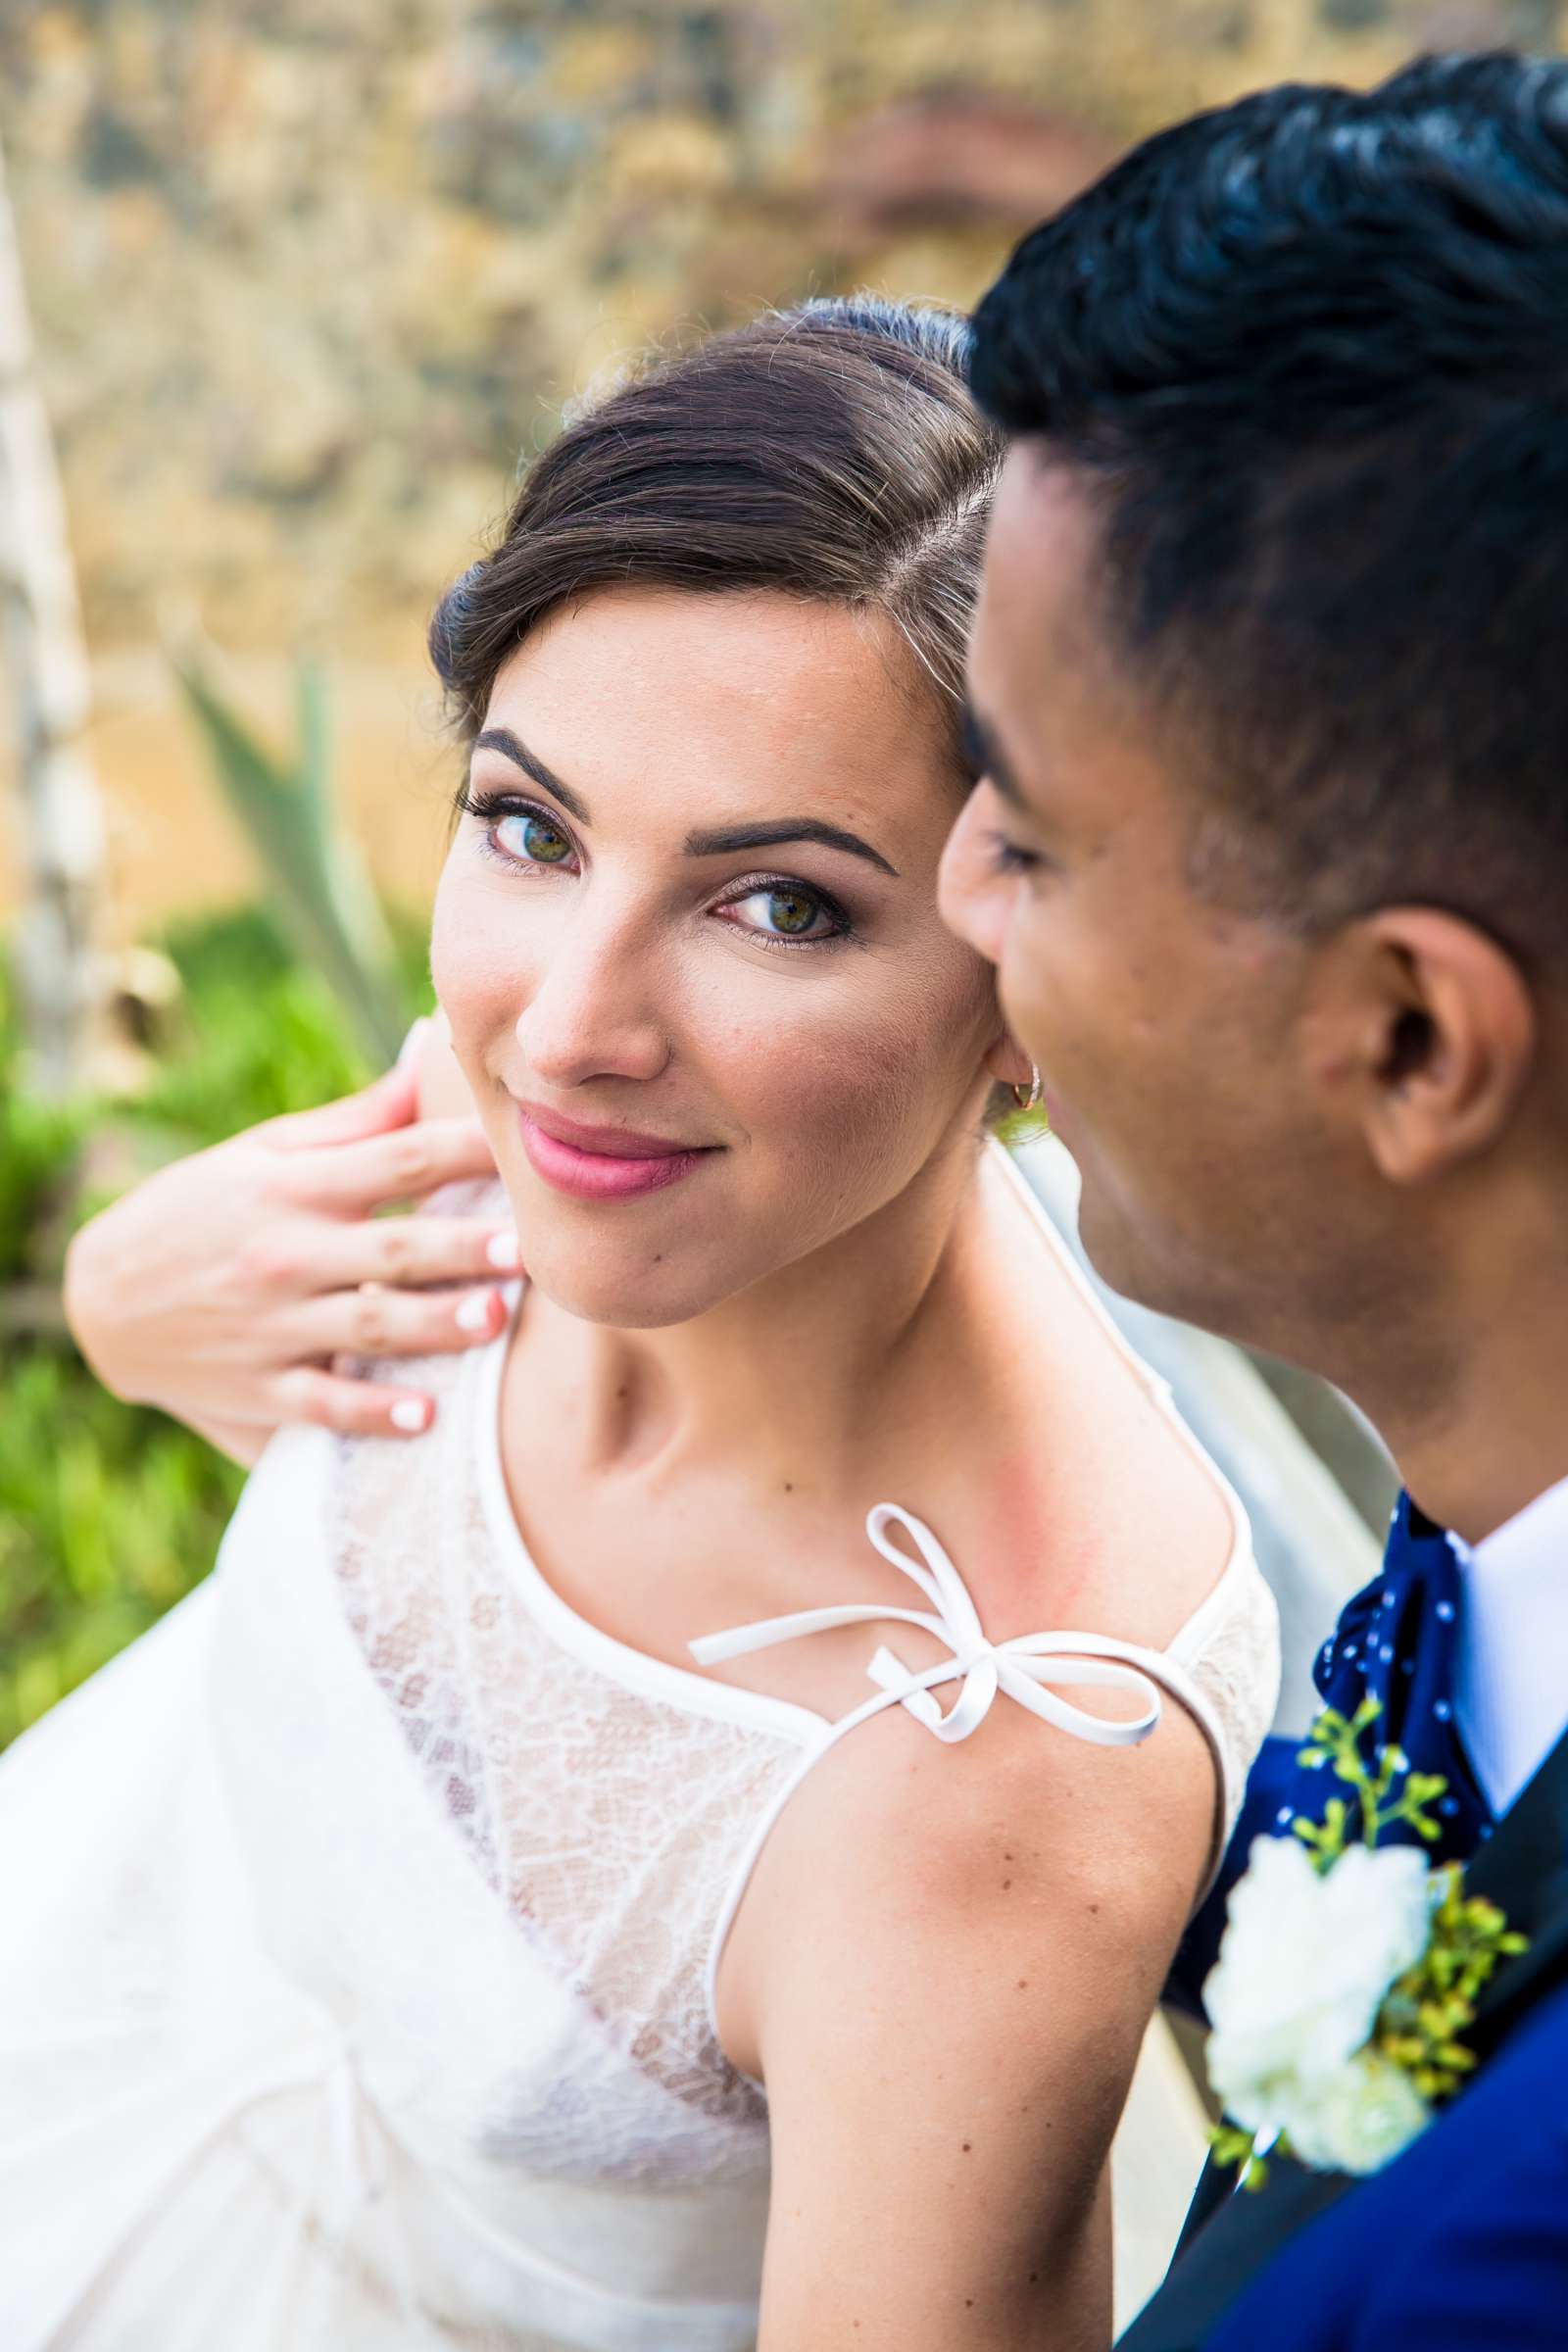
[428,297,1004,766]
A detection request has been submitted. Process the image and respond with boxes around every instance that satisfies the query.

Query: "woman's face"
[431,585,1002,1327]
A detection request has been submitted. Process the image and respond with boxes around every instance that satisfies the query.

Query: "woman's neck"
[513,1140,989,1497]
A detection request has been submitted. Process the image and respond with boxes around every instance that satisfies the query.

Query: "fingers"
[289,1280,512,1365]
[287,1112,501,1211]
[395,1014,434,1071]
[272,1365,444,1441]
[318,1213,522,1293]
[256,1059,421,1153]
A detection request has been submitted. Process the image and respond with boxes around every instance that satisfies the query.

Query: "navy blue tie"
[1167,1492,1493,2013]
[1306,1491,1491,1866]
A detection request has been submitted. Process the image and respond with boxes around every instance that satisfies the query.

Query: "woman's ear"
[1330,908,1536,1186]
[982,1031,1036,1093]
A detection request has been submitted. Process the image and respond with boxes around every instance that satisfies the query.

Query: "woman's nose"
[938,781,1009,968]
[514,905,670,1089]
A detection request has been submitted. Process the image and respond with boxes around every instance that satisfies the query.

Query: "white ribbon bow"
[691,1501,1163,1749]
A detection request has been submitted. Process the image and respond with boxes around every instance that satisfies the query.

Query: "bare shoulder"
[734,1679,1211,2344]
[729,1645,1212,2088]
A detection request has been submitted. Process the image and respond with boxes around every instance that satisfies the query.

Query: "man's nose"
[938,781,1007,967]
[514,902,670,1089]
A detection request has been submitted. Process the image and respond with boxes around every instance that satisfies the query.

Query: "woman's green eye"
[522,813,572,864]
[721,883,843,944]
[766,889,818,936]
[499,811,572,865]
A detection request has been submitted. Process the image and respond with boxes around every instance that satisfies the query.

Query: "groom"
[941,49,1568,2350]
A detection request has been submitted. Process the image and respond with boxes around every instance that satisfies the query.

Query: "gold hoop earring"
[1010,1065,1043,1113]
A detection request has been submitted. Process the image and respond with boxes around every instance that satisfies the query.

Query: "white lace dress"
[0,1149,1279,2351]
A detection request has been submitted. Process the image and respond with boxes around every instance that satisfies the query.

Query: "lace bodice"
[330,1333,792,2177]
[322,1157,1279,2166]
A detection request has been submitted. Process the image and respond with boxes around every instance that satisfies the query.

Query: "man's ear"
[1326,908,1536,1186]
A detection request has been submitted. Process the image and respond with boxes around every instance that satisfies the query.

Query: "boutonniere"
[1205,1694,1526,2188]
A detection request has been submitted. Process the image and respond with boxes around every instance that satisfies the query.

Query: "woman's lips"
[516,1107,713,1201]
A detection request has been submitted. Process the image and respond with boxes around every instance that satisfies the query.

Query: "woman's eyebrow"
[683,818,899,878]
[467,735,897,876]
[470,727,591,824]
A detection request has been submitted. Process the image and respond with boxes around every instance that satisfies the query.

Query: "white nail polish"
[485,1231,523,1271]
[456,1292,494,1333]
[389,1398,428,1432]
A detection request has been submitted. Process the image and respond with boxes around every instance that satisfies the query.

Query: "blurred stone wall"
[0,0,1560,923]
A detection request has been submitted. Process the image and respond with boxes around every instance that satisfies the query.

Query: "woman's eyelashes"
[458,789,858,953]
[461,788,577,872]
[712,877,855,951]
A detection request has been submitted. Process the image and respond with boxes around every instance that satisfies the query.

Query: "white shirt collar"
[1452,1469,1568,1818]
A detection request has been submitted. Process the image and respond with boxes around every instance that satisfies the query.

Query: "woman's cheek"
[429,873,534,1091]
[737,993,955,1219]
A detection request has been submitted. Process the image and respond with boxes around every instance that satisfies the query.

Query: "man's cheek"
[998,926,1057,1066]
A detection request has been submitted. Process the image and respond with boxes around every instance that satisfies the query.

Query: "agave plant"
[174,654,415,1068]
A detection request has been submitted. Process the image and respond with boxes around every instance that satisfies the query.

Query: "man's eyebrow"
[960,701,1026,810]
[468,727,591,825]
[683,818,899,879]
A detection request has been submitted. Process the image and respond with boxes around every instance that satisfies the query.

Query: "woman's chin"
[518,1247,724,1331]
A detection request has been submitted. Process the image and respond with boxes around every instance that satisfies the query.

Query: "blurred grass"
[0,904,430,1749]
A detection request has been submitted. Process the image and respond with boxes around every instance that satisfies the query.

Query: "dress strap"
[692,1504,1243,2080]
[690,1501,1164,1749]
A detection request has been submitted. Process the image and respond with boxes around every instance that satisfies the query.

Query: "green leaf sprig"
[1291,1693,1447,1869]
[1376,1866,1526,2103]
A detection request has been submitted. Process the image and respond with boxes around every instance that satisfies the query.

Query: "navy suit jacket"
[1120,1701,1568,2350]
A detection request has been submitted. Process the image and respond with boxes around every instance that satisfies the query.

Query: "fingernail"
[389,1397,429,1433]
[455,1291,495,1333]
[485,1230,523,1271]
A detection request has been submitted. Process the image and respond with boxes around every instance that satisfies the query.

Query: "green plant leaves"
[173,655,416,1066]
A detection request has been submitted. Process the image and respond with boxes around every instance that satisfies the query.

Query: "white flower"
[1204,1835,1433,2142]
[1282,2049,1431,2176]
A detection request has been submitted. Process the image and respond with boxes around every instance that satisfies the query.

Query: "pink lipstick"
[517,1106,714,1202]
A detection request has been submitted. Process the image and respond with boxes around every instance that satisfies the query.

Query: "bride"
[10,298,1278,2351]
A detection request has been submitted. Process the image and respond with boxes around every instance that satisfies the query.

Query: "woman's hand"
[64,1044,515,1466]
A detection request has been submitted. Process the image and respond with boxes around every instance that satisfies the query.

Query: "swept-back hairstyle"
[970,50,1568,969]
[430,297,1002,771]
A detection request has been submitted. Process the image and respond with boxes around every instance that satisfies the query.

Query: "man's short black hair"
[970,50,1568,966]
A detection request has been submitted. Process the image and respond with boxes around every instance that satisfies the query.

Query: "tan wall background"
[1,0,1559,939]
